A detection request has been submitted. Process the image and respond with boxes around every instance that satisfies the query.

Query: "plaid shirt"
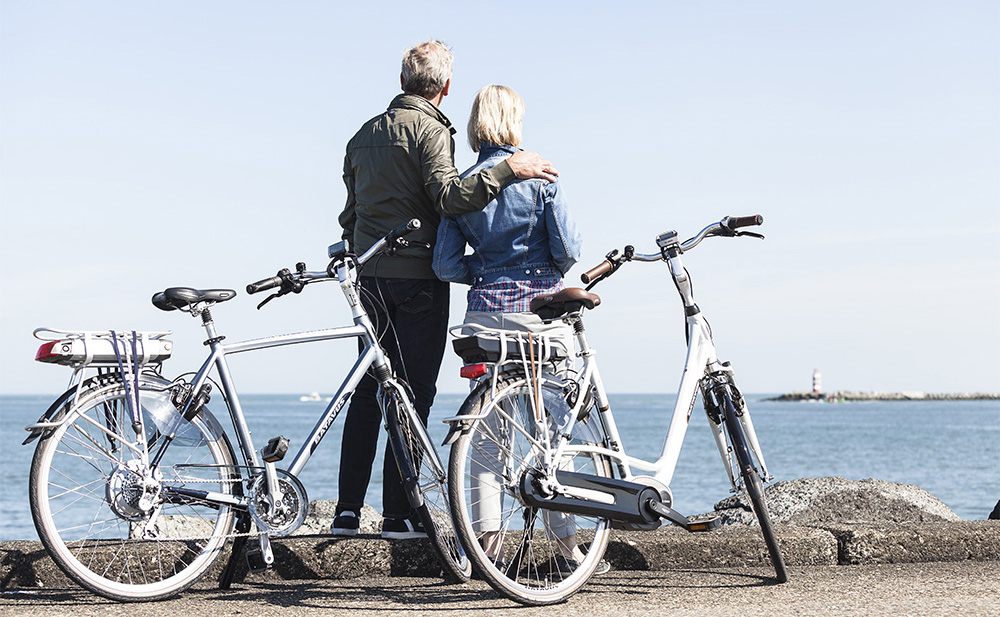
[466,278,565,313]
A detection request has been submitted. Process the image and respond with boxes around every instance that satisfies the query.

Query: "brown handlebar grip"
[581,260,613,284]
[728,214,763,229]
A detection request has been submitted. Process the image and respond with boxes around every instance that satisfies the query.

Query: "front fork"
[701,366,772,491]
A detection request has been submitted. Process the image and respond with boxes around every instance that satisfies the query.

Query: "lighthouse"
[812,369,822,393]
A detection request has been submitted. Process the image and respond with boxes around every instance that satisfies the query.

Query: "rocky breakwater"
[767,391,999,402]
[704,477,1000,565]
[2,478,998,590]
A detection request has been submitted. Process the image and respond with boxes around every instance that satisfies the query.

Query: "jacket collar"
[477,143,520,162]
[389,93,456,135]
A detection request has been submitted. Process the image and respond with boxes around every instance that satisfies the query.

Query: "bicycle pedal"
[645,498,721,532]
[686,513,722,532]
[244,547,269,573]
[261,435,289,463]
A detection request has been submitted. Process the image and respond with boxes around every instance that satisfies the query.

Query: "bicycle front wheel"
[29,377,239,601]
[383,388,472,582]
[722,392,788,583]
[448,375,613,605]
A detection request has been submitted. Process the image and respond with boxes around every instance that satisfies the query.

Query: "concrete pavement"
[3,521,997,588]
[2,562,998,617]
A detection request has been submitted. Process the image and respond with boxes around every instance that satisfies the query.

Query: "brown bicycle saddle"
[529,287,601,321]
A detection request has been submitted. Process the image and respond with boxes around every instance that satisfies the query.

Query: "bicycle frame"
[508,224,773,499]
[567,313,721,484]
[188,324,376,474]
[172,253,440,492]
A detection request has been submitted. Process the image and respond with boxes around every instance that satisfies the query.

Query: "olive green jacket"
[339,93,516,279]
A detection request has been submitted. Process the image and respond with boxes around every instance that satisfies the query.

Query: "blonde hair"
[467,85,525,152]
[401,40,453,98]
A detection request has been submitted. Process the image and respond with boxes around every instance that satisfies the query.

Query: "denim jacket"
[433,145,582,286]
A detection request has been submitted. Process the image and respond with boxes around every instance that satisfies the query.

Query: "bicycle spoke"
[31,379,238,601]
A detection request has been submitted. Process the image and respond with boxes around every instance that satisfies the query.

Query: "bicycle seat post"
[191,302,226,347]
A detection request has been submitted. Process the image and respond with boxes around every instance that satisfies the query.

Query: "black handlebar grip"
[581,260,613,284]
[386,218,421,243]
[727,214,764,229]
[246,275,283,295]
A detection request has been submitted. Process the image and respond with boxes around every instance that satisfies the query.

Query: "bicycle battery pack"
[452,333,567,364]
[33,328,173,367]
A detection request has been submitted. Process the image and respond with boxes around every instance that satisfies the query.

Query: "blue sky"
[1,1,998,395]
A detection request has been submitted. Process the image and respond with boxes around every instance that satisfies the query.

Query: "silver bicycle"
[443,215,788,605]
[24,219,471,601]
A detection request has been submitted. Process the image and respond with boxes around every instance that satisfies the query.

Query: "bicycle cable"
[361,251,414,390]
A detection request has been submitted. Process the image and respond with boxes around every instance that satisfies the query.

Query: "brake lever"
[736,231,765,239]
[256,293,281,310]
[256,264,306,310]
[385,237,431,255]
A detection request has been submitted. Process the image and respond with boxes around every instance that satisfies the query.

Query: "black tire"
[448,375,612,605]
[29,377,240,601]
[722,392,789,583]
[382,388,472,582]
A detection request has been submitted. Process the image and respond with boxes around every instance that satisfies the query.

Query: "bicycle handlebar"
[724,214,763,230]
[246,218,424,298]
[386,218,421,244]
[580,260,613,284]
[580,215,764,287]
[247,272,286,295]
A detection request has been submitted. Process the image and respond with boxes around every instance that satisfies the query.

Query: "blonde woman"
[434,85,606,578]
[434,85,580,350]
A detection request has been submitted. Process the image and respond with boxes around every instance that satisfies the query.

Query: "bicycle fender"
[22,386,78,445]
[24,375,229,445]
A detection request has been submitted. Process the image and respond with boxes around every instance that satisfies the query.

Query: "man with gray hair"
[334,40,557,539]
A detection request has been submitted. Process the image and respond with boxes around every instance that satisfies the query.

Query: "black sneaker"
[330,510,360,536]
[381,515,427,540]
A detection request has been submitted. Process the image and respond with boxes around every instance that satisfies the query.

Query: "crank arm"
[645,499,721,532]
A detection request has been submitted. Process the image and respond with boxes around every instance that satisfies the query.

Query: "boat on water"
[299,392,331,402]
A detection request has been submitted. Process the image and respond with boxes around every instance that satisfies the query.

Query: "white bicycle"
[443,215,788,605]
[24,220,470,601]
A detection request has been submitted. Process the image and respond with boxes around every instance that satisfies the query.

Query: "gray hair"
[401,40,453,98]
[467,85,525,152]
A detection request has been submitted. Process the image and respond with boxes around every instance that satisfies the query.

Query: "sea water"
[1,393,997,541]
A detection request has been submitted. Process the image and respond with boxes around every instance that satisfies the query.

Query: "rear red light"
[35,341,59,363]
[460,363,489,379]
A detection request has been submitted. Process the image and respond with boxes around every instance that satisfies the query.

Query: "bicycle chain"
[131,467,265,543]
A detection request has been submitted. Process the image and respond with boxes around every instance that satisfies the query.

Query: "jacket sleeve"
[543,181,582,275]
[432,216,473,285]
[420,126,516,216]
[338,152,357,242]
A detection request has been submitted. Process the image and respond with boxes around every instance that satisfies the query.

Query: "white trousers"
[463,310,577,539]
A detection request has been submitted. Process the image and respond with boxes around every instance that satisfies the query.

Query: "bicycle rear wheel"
[29,376,239,601]
[721,391,788,583]
[382,388,472,582]
[448,375,613,605]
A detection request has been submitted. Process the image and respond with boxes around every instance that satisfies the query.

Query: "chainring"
[247,469,309,537]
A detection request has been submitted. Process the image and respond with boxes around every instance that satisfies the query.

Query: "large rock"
[291,501,382,536]
[712,477,961,526]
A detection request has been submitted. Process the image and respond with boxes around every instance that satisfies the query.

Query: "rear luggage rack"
[34,328,173,367]
[451,331,567,364]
